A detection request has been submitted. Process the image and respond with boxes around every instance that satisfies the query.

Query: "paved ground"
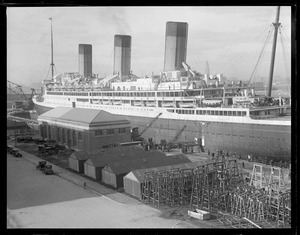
[7,142,291,228]
[7,150,199,228]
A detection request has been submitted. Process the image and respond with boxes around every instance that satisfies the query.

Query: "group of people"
[206,148,290,169]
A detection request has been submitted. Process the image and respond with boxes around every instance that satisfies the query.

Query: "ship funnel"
[78,44,92,78]
[113,35,131,81]
[164,22,188,72]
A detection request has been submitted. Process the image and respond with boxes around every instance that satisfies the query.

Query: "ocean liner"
[33,8,291,159]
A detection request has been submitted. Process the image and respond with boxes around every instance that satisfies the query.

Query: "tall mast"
[267,6,281,97]
[49,17,54,80]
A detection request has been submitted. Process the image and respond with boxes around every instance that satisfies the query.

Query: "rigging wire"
[187,53,204,73]
[54,65,58,76]
[45,65,51,80]
[215,7,267,67]
[93,56,102,78]
[248,27,273,84]
[132,55,144,77]
[220,9,275,73]
[147,44,164,75]
[101,48,113,77]
[278,27,291,95]
[221,25,273,76]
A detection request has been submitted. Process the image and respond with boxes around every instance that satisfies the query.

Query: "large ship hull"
[34,102,291,159]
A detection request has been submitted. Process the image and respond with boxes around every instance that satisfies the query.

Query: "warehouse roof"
[38,107,130,127]
[102,154,191,175]
[125,160,210,183]
[69,151,90,161]
[83,146,166,167]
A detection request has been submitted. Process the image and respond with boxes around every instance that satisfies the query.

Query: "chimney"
[113,35,131,81]
[164,22,188,72]
[78,44,92,78]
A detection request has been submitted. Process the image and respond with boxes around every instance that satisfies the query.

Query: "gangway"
[139,113,162,136]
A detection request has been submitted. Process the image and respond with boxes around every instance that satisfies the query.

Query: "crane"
[7,80,36,110]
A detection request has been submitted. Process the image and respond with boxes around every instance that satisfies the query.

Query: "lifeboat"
[113,100,122,105]
[179,102,195,108]
[146,101,156,107]
[162,102,175,108]
[133,101,143,106]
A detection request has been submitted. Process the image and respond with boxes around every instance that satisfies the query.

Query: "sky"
[7,6,292,90]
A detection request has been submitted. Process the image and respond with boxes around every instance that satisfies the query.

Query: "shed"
[123,160,208,200]
[68,151,89,173]
[82,146,167,180]
[102,154,191,188]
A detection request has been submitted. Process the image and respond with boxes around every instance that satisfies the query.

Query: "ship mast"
[267,6,281,97]
[49,17,55,80]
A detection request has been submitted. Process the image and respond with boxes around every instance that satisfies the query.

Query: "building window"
[78,132,82,140]
[107,129,114,135]
[95,130,103,136]
[119,128,125,134]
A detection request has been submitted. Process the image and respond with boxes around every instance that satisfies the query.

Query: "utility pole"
[267,6,281,97]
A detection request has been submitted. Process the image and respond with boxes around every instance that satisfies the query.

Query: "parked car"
[16,137,25,143]
[11,149,22,157]
[34,137,46,144]
[38,145,59,155]
[54,144,65,150]
[24,136,34,143]
[42,165,54,175]
[44,139,57,145]
[7,145,13,153]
